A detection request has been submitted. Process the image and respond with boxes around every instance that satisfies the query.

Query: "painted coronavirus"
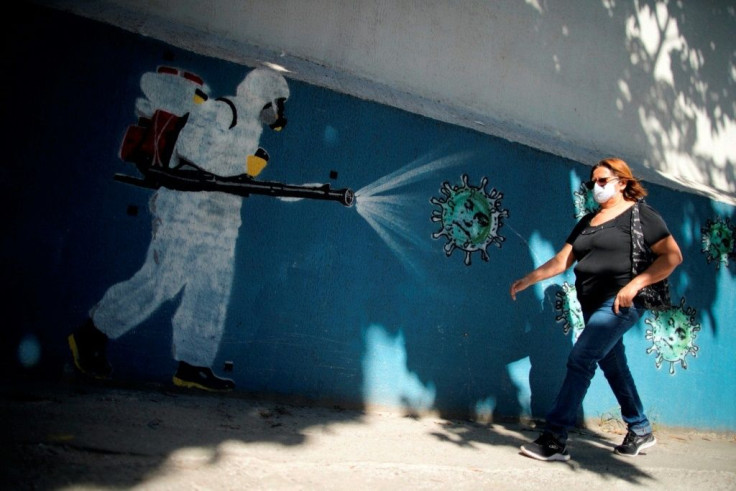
[701,216,735,269]
[573,182,598,219]
[554,281,585,342]
[431,174,508,265]
[644,299,701,375]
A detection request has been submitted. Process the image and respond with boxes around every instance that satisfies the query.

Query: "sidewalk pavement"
[2,380,735,490]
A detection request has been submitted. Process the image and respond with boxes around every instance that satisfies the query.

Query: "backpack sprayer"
[115,110,355,207]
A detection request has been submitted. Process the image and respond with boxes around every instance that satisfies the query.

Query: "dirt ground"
[2,378,735,490]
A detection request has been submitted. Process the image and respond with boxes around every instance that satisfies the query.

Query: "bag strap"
[630,201,650,275]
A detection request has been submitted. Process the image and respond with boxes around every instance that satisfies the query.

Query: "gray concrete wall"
[38,0,736,205]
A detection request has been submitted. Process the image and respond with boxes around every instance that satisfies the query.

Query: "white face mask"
[593,181,618,203]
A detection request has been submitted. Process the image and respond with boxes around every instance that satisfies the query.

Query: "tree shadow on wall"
[665,195,735,338]
[393,261,573,425]
[603,0,735,197]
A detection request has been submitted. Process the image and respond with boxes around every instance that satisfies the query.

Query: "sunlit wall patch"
[701,216,735,269]
[554,282,585,342]
[645,299,701,375]
[573,182,598,218]
[430,174,508,265]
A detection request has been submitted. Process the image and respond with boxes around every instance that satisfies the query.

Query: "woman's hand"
[510,244,575,301]
[614,284,639,313]
[510,277,530,300]
[615,235,682,313]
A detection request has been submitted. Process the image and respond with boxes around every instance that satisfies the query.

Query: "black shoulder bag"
[631,201,672,311]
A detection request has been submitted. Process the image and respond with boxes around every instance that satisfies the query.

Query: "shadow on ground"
[0,376,689,490]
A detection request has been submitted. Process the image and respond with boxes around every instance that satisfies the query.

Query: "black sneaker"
[614,430,656,456]
[68,318,112,379]
[173,361,235,392]
[520,432,571,461]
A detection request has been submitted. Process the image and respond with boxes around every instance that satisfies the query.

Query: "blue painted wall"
[4,4,735,432]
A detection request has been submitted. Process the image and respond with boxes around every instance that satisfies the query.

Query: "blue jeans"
[544,297,652,443]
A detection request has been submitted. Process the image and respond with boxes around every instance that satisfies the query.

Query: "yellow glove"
[246,148,270,177]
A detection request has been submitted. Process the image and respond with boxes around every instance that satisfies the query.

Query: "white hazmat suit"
[90,68,289,368]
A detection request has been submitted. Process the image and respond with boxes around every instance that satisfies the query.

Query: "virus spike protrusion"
[431,174,508,266]
[701,216,736,269]
[644,298,701,375]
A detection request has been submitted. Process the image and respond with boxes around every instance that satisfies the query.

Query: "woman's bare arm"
[510,243,575,300]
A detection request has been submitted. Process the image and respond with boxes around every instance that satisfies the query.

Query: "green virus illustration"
[573,183,598,219]
[701,216,735,269]
[431,174,508,265]
[645,299,701,375]
[554,282,585,341]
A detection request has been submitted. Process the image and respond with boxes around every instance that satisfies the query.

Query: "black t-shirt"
[566,201,671,310]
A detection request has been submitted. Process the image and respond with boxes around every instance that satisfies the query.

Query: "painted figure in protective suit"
[69,67,289,391]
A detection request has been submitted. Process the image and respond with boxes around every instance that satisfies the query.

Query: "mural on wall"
[573,182,599,218]
[554,281,585,342]
[430,174,508,265]
[701,216,736,269]
[116,67,353,206]
[645,299,701,375]
[353,150,474,272]
[68,66,353,392]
